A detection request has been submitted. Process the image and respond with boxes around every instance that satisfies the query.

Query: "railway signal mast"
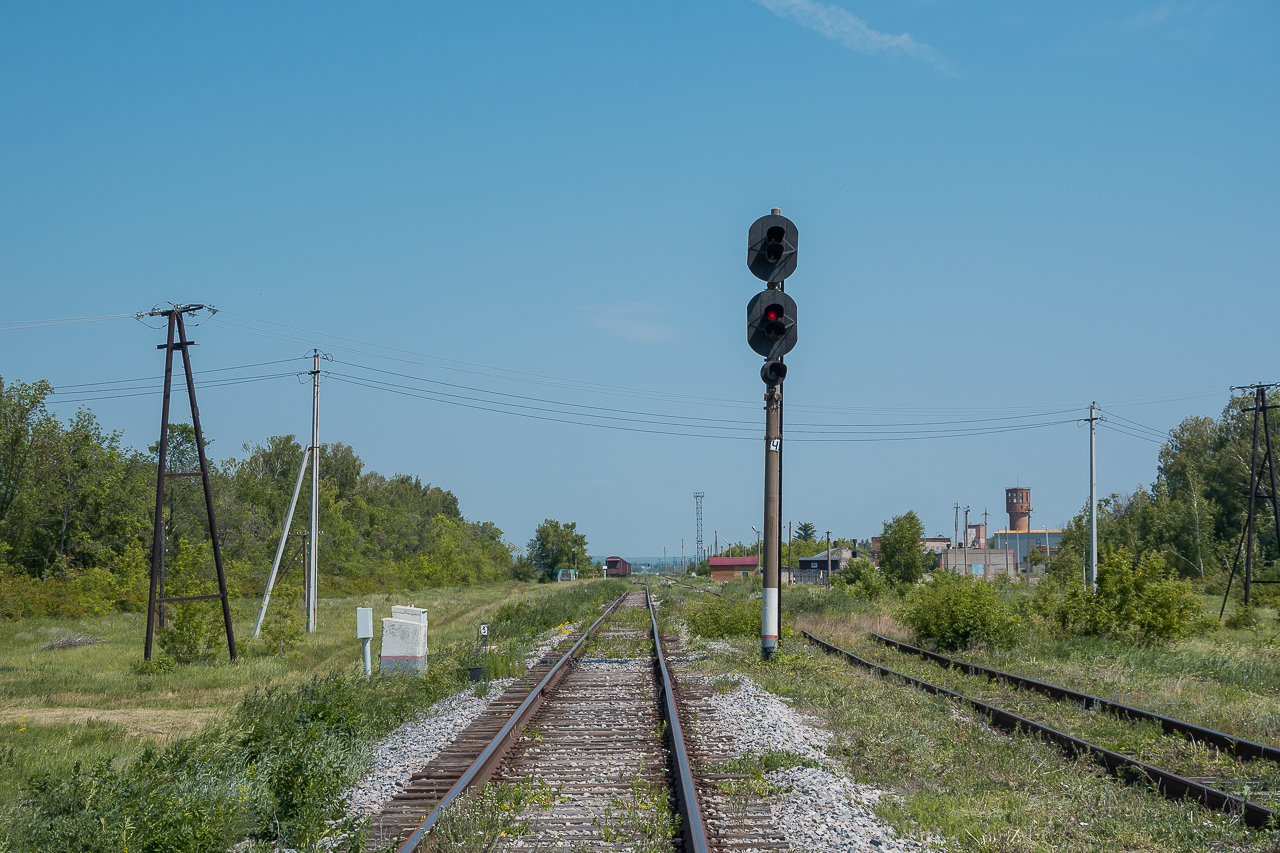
[745,210,798,661]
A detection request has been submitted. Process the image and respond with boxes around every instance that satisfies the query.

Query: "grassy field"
[0,579,607,810]
[652,577,1280,852]
[9,573,1280,851]
[793,589,1280,746]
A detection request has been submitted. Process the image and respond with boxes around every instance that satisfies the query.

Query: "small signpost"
[356,607,373,677]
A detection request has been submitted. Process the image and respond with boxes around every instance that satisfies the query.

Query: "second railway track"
[805,630,1280,829]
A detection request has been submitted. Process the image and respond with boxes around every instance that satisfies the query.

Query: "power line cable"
[333,358,1087,431]
[326,374,758,441]
[208,314,766,409]
[1098,409,1169,439]
[50,357,311,391]
[1097,422,1165,445]
[10,308,1227,424]
[0,313,138,332]
[1098,390,1231,407]
[209,311,1128,417]
[330,373,1079,442]
[46,372,300,405]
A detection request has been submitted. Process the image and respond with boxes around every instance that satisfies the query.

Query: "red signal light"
[763,303,786,339]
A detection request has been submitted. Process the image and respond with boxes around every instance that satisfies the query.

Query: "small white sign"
[356,607,373,639]
[769,439,780,452]
[480,623,489,637]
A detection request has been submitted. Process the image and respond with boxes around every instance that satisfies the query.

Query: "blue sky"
[1,1,1276,561]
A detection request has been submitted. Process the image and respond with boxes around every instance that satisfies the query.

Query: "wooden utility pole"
[143,305,236,663]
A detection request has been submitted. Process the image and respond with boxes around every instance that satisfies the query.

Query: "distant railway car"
[604,556,632,577]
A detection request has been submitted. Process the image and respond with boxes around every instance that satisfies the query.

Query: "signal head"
[747,289,798,358]
[747,214,798,282]
[761,360,787,385]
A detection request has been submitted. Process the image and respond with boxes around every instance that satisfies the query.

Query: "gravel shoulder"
[685,671,941,853]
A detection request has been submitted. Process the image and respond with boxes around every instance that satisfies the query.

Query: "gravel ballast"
[343,679,514,816]
[693,674,940,853]
[344,623,579,817]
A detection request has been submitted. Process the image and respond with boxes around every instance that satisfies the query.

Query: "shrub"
[686,594,794,640]
[898,572,1020,651]
[1032,548,1213,644]
[156,540,226,664]
[1224,604,1259,630]
[130,656,179,675]
[258,582,304,655]
[687,596,762,638]
[832,558,891,600]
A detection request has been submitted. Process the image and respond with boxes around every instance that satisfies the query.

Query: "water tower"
[1006,487,1030,532]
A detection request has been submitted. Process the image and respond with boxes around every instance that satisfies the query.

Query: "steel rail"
[646,585,712,853]
[804,631,1278,829]
[866,631,1280,765]
[393,589,632,853]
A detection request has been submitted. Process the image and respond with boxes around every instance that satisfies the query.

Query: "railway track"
[864,630,1280,765]
[804,630,1280,829]
[370,585,789,852]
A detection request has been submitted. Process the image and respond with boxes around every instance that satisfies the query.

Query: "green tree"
[795,522,817,542]
[0,376,521,613]
[833,557,889,600]
[526,519,589,583]
[878,510,931,585]
[0,376,54,529]
[1033,547,1213,644]
[23,409,150,573]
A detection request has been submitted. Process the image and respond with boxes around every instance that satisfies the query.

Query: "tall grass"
[0,578,630,852]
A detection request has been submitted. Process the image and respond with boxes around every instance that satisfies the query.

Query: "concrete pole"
[1089,401,1098,592]
[1245,388,1262,607]
[308,350,320,633]
[825,531,831,586]
[964,506,970,576]
[953,503,959,573]
[254,444,311,637]
[761,384,781,661]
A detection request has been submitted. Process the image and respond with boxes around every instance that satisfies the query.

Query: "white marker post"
[356,607,373,677]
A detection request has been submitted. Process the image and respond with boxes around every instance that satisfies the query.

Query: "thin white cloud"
[751,0,954,74]
[1125,2,1197,28]
[579,303,677,343]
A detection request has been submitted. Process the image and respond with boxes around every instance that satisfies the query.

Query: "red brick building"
[708,556,760,582]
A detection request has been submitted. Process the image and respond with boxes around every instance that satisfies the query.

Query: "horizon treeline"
[1051,390,1280,585]
[0,375,530,618]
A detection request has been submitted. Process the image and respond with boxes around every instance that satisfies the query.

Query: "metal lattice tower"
[694,492,705,563]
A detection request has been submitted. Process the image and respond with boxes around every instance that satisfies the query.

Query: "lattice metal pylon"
[144,305,237,662]
[694,492,705,563]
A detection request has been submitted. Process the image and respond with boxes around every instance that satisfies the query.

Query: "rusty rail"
[865,630,1280,765]
[647,584,712,853]
[804,631,1278,829]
